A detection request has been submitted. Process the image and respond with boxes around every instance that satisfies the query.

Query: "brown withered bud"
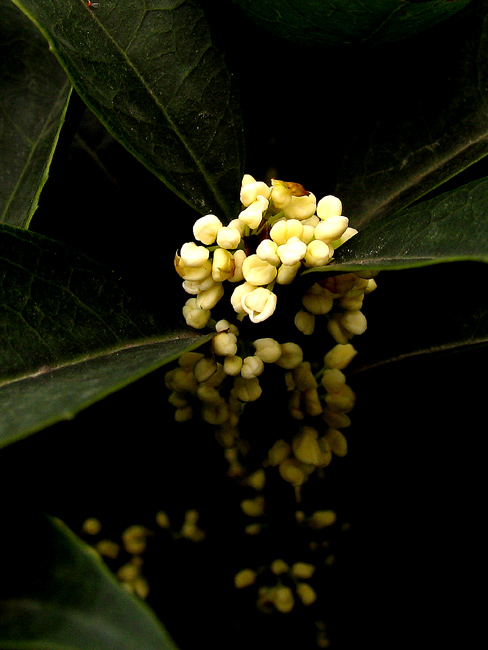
[272,179,310,197]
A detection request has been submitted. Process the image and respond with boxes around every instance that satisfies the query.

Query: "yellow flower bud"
[304,239,332,267]
[193,214,222,245]
[323,428,348,457]
[341,310,367,335]
[272,585,295,613]
[212,331,238,357]
[293,426,322,466]
[271,559,289,575]
[276,261,301,285]
[242,287,278,323]
[316,195,342,220]
[233,376,262,402]
[234,568,257,588]
[283,193,317,220]
[277,237,307,266]
[296,582,317,606]
[180,241,210,267]
[182,298,211,329]
[294,310,315,335]
[242,254,278,286]
[267,439,292,466]
[275,342,303,369]
[308,509,337,529]
[253,337,282,363]
[241,355,265,379]
[291,562,315,579]
[212,248,235,282]
[324,343,357,369]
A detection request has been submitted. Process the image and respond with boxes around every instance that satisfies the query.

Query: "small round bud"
[291,562,315,579]
[323,343,358,370]
[180,242,210,267]
[212,248,235,282]
[294,310,315,335]
[216,226,242,249]
[193,214,222,245]
[234,568,257,588]
[283,193,317,220]
[308,510,337,529]
[212,331,238,357]
[296,582,317,606]
[233,376,262,402]
[241,355,265,379]
[275,342,303,369]
[277,237,307,266]
[242,254,278,286]
[253,338,282,363]
[242,287,278,323]
[316,195,343,220]
[304,239,332,267]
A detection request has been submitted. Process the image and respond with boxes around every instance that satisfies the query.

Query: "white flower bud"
[301,288,333,315]
[233,376,262,402]
[256,239,281,266]
[270,219,304,245]
[193,356,219,383]
[215,319,239,334]
[201,401,230,425]
[304,239,332,267]
[275,342,303,369]
[228,249,246,283]
[193,214,222,245]
[314,216,349,243]
[341,310,367,335]
[240,180,271,206]
[324,343,357,370]
[212,331,238,357]
[223,355,243,376]
[216,226,241,249]
[283,193,317,220]
[253,337,282,363]
[277,237,307,266]
[211,247,234,282]
[238,195,268,229]
[327,314,352,344]
[182,273,216,295]
[196,282,224,310]
[241,355,264,379]
[230,282,255,313]
[182,298,211,329]
[276,261,301,285]
[242,287,278,323]
[294,309,315,335]
[180,242,210,267]
[316,195,343,220]
[331,226,358,249]
[175,255,212,281]
[242,254,278,286]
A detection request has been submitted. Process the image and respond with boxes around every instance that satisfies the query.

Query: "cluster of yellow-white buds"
[175,175,358,329]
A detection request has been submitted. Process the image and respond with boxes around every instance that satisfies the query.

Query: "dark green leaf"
[350,262,488,373]
[10,0,245,217]
[231,0,473,47]
[307,175,488,274]
[0,223,212,444]
[0,509,180,650]
[0,0,72,228]
[0,334,213,448]
[334,0,488,227]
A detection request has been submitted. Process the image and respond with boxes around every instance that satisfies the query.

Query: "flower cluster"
[167,174,378,639]
[175,175,357,329]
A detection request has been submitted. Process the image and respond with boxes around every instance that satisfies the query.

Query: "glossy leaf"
[0,0,72,228]
[307,175,488,274]
[0,509,180,650]
[0,223,212,445]
[10,0,245,217]
[334,0,488,227]
[231,0,473,47]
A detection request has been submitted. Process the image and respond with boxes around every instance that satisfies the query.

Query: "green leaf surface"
[0,509,180,650]
[0,0,72,228]
[10,0,245,217]
[0,333,212,447]
[309,175,488,274]
[334,0,488,228]
[231,0,473,47]
[0,223,212,444]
